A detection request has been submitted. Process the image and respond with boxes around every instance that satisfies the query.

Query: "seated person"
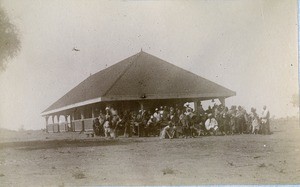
[153,108,161,123]
[205,113,219,135]
[160,123,175,139]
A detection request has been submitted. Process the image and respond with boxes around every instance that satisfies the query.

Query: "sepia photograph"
[0,0,299,186]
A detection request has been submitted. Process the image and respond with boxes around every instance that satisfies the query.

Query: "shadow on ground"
[0,139,133,151]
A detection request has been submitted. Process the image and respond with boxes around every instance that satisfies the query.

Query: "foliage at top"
[0,6,21,72]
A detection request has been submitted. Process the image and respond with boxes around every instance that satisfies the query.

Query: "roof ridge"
[102,52,142,97]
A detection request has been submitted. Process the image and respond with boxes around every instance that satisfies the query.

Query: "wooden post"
[139,102,144,111]
[81,110,85,132]
[71,113,75,132]
[65,115,68,132]
[57,115,60,133]
[194,99,200,112]
[51,115,55,132]
[45,116,49,133]
[81,111,84,120]
[92,107,95,118]
[138,101,144,137]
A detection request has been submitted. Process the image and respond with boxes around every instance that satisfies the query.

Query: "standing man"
[228,106,237,134]
[250,108,260,134]
[153,108,161,122]
[220,107,230,135]
[198,103,205,114]
[261,105,270,135]
[235,106,246,134]
[93,117,101,136]
[98,110,105,136]
[122,110,132,138]
[103,107,112,138]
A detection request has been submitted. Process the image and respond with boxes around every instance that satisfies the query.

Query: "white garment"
[159,110,164,115]
[103,121,111,137]
[160,125,171,139]
[261,109,270,119]
[147,118,154,126]
[170,114,174,120]
[261,109,270,124]
[205,118,218,131]
[153,112,161,122]
[103,121,110,128]
[250,112,260,133]
[184,111,191,116]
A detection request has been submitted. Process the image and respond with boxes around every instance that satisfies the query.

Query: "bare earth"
[0,119,299,186]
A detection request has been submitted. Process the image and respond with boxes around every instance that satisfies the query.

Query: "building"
[41,51,235,132]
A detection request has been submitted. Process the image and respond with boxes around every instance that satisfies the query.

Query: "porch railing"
[46,118,95,133]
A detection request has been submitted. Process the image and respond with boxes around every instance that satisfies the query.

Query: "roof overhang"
[101,92,235,101]
[41,92,235,116]
[41,97,102,116]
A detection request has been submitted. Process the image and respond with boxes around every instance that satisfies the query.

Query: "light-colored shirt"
[153,112,161,121]
[261,109,270,123]
[147,118,154,125]
[261,109,270,119]
[103,121,110,128]
[205,118,218,130]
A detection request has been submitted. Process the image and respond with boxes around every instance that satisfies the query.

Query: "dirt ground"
[0,118,299,186]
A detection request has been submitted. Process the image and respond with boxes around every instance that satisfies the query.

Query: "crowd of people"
[92,103,271,139]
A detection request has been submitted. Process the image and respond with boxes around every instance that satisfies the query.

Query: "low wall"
[47,119,95,133]
[53,123,59,133]
[72,120,83,132]
[46,123,59,133]
[83,118,94,131]
[59,123,68,132]
[46,124,54,133]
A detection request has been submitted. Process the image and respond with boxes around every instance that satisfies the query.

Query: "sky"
[0,0,298,130]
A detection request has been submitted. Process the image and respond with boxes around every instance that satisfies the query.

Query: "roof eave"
[41,92,236,116]
[41,97,102,116]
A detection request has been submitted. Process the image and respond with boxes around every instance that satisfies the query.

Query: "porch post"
[139,102,144,111]
[71,113,75,132]
[193,99,201,112]
[138,101,144,137]
[64,115,68,132]
[57,115,60,133]
[51,115,55,132]
[81,110,85,132]
[92,107,95,118]
[45,116,49,133]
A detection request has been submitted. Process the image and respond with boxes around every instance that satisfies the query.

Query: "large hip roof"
[42,51,235,115]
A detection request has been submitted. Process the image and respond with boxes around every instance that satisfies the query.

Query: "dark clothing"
[93,118,102,136]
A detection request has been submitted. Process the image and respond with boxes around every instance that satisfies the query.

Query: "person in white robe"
[261,105,270,134]
[250,108,260,134]
[205,114,219,135]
